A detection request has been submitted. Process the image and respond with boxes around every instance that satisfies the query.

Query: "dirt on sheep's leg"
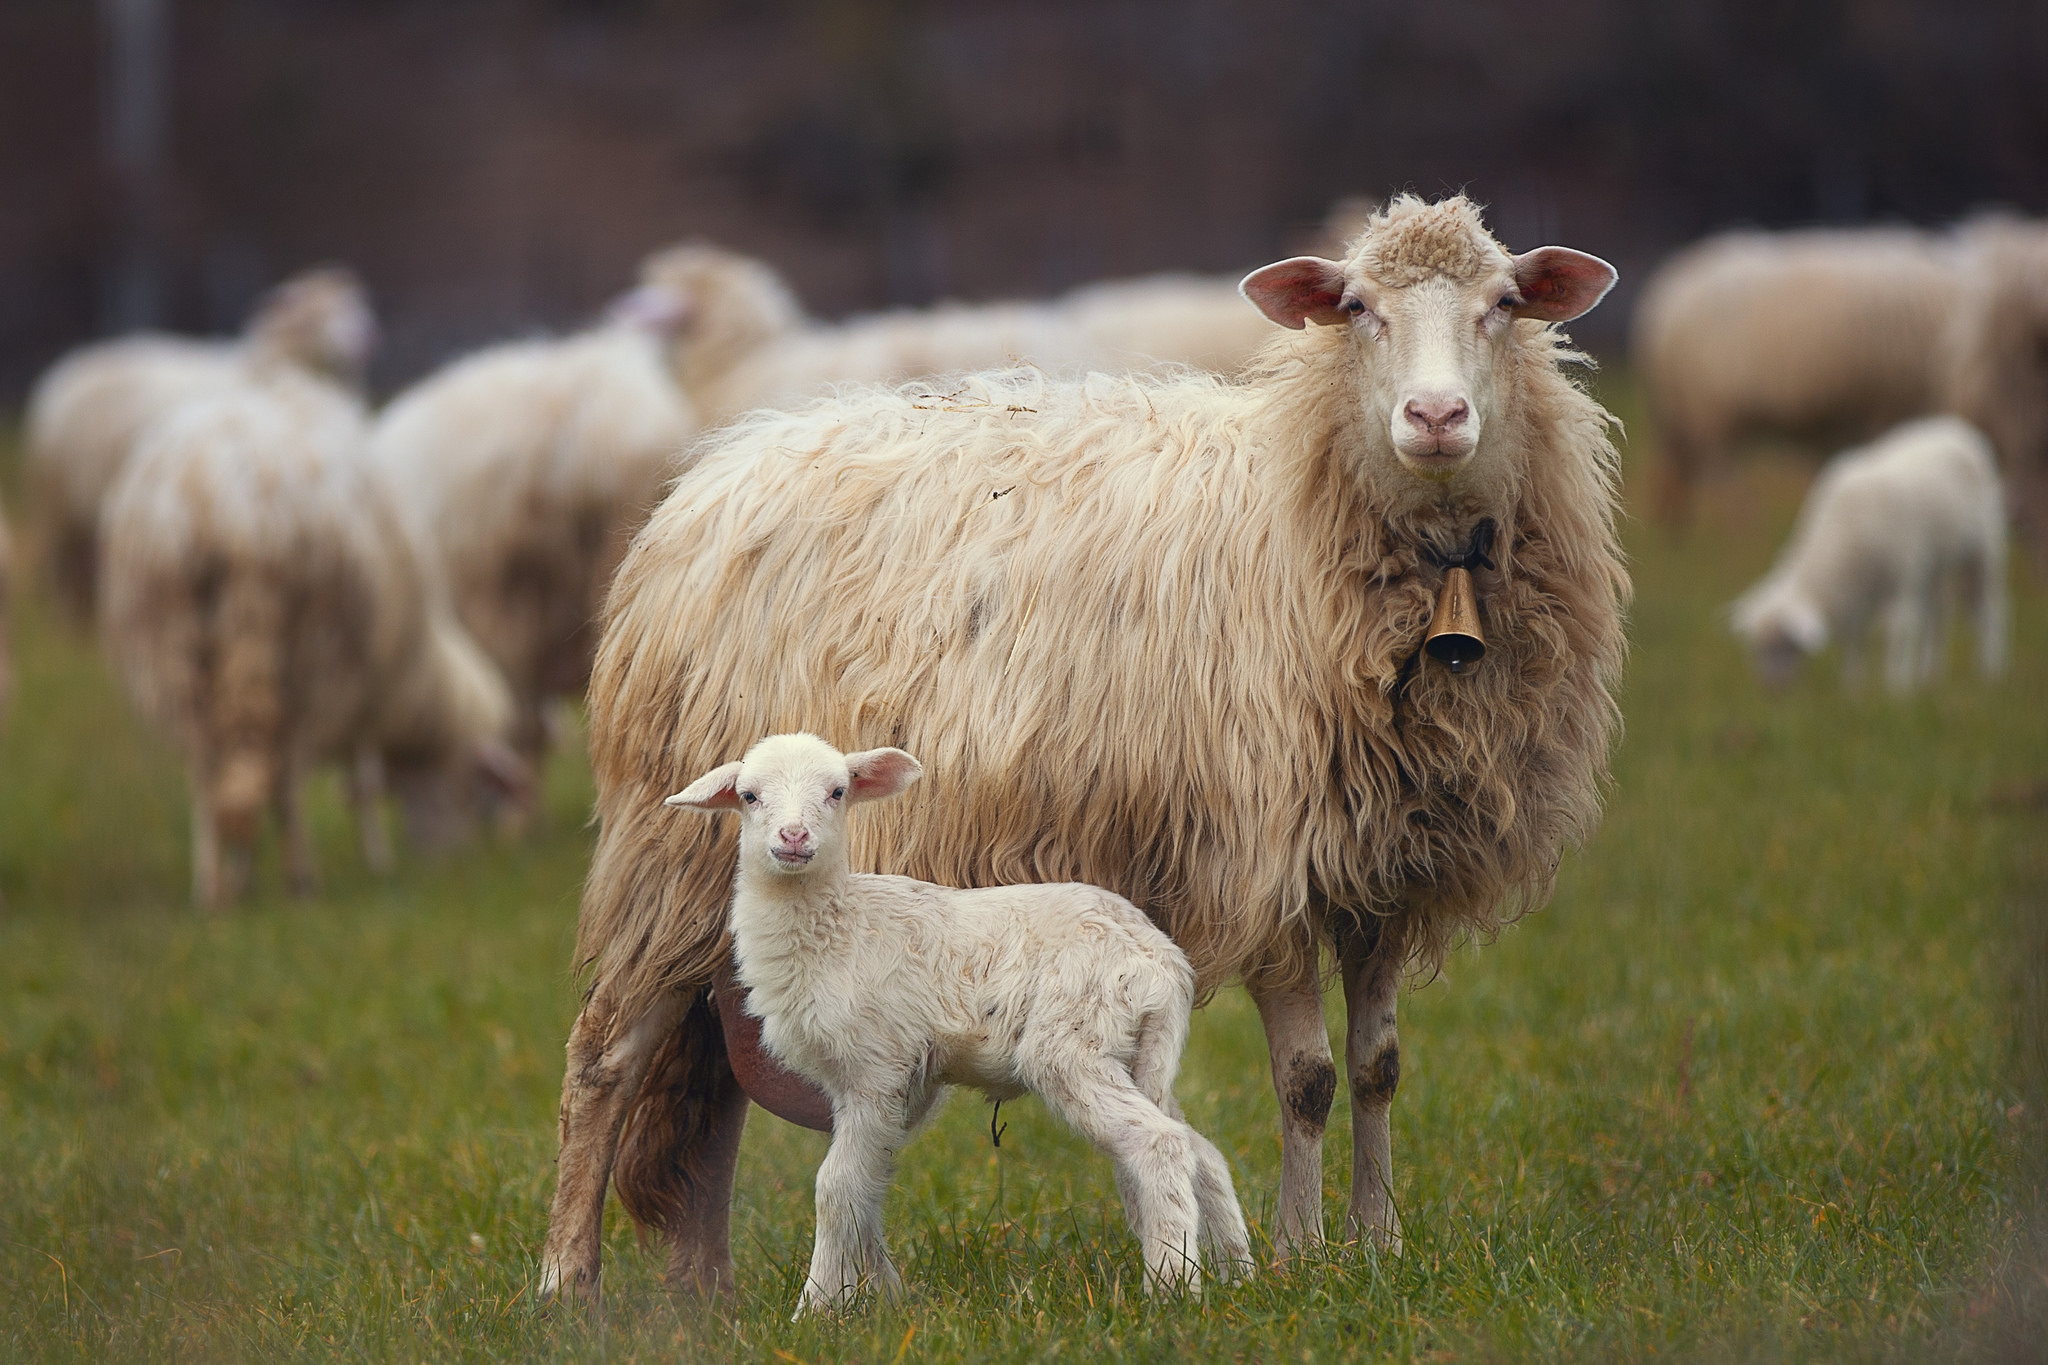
[538,984,683,1309]
[1249,966,1332,1260]
[350,744,394,874]
[611,992,751,1300]
[1340,915,1406,1252]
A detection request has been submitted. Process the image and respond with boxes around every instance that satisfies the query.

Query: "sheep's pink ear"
[1240,257,1351,329]
[664,760,745,811]
[1509,247,1617,322]
[843,748,922,804]
[606,282,694,334]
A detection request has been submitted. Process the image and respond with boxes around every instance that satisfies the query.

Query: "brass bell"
[1424,566,1486,674]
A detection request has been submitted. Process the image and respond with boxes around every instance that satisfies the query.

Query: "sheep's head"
[1241,195,1614,498]
[247,265,378,383]
[624,242,806,392]
[1729,585,1826,689]
[666,732,922,878]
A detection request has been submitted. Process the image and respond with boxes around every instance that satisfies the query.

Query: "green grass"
[2,387,2044,1362]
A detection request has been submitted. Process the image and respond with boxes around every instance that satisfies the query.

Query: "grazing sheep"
[366,307,696,765]
[1940,216,2048,554]
[631,244,1278,426]
[99,367,518,907]
[539,194,1629,1304]
[26,265,376,616]
[1730,416,2007,693]
[667,732,1251,1311]
[1632,228,1961,518]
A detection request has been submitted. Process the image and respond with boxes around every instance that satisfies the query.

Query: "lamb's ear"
[843,748,923,804]
[1240,256,1352,329]
[1509,247,1618,322]
[664,760,745,811]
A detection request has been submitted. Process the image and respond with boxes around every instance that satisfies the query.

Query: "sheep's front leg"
[1248,963,1333,1258]
[800,1099,907,1316]
[277,756,316,897]
[1340,915,1405,1251]
[538,986,684,1307]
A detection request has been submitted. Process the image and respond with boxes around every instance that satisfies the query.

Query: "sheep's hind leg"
[611,992,753,1298]
[350,744,394,874]
[1340,914,1405,1252]
[537,985,684,1308]
[277,755,316,897]
[1041,1062,1203,1294]
[190,770,223,911]
[1248,964,1333,1258]
[800,1100,907,1317]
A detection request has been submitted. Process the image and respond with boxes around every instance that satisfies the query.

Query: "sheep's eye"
[1342,296,1366,317]
[830,787,845,801]
[1496,294,1522,312]
[741,792,758,805]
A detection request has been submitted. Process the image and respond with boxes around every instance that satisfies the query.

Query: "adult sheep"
[27,265,376,616]
[1941,216,2048,555]
[540,195,1629,1302]
[100,368,521,907]
[366,302,697,774]
[1631,227,1961,519]
[630,244,1277,427]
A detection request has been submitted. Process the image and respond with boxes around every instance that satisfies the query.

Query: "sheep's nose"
[1404,397,1470,433]
[775,825,810,849]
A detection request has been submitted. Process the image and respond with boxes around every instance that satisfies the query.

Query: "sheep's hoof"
[535,1260,601,1316]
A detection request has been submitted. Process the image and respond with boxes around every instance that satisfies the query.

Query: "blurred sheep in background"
[25,266,377,618]
[98,363,521,908]
[366,280,698,776]
[1730,415,2007,694]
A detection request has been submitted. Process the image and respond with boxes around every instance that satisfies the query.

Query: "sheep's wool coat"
[582,196,1630,1037]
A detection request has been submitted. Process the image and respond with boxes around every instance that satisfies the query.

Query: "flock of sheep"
[2,191,2037,1309]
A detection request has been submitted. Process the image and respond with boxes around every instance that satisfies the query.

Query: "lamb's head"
[666,733,922,878]
[247,265,378,383]
[1729,582,1827,688]
[1241,195,1615,498]
[622,242,806,393]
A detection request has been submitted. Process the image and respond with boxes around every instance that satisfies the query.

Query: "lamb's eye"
[1343,296,1366,317]
[741,792,758,805]
[829,787,845,801]
[1496,294,1521,312]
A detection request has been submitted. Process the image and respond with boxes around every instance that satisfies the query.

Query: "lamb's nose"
[775,825,809,849]
[1404,397,1469,432]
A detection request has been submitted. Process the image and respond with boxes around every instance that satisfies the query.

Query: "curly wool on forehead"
[1349,195,1512,287]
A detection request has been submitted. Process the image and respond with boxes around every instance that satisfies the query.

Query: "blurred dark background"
[4,0,2046,397]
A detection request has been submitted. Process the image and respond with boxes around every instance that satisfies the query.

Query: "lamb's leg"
[1976,546,2010,677]
[1040,1062,1202,1293]
[799,1099,907,1316]
[1883,589,1925,694]
[537,985,685,1308]
[190,770,222,912]
[1339,914,1405,1251]
[1248,966,1332,1257]
[1187,1127,1253,1281]
[350,743,394,874]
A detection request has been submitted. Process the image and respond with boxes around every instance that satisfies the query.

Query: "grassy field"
[2,384,2044,1363]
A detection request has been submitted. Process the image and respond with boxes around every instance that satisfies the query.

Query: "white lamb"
[665,733,1252,1313]
[1730,416,2008,693]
